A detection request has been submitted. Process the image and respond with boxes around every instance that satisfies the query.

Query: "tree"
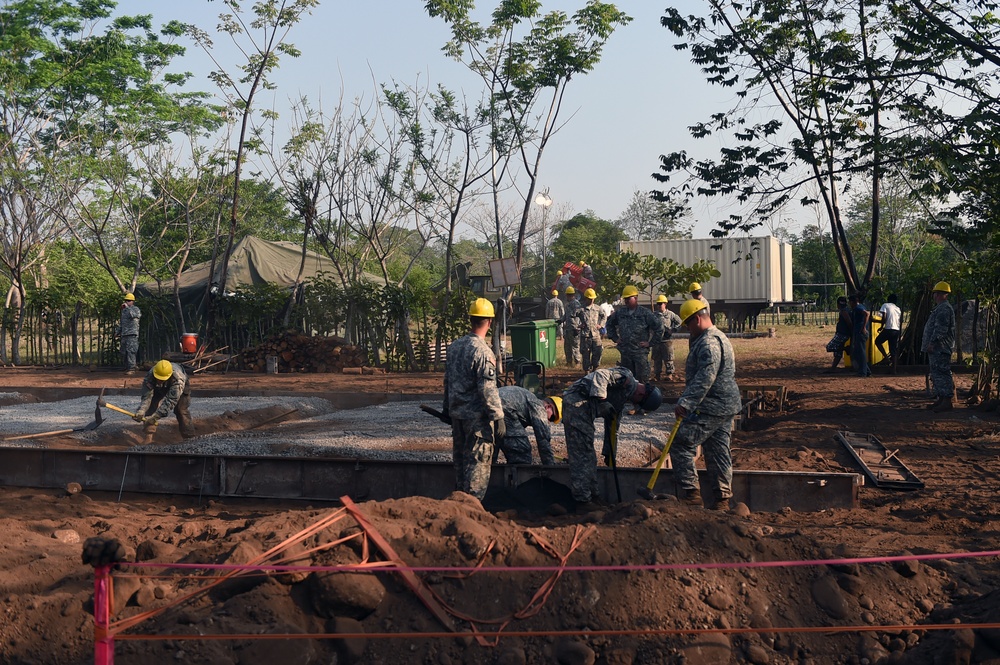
[0,0,209,363]
[654,0,950,299]
[424,0,632,273]
[186,0,318,336]
[617,189,692,241]
[548,212,626,268]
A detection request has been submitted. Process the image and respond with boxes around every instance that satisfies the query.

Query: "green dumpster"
[508,319,558,368]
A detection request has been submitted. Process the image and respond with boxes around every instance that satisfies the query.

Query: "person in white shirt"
[875,293,902,373]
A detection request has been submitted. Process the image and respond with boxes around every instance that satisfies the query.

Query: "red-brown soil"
[1,326,998,664]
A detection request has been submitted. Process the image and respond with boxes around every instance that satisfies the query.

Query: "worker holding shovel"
[135,360,196,443]
[671,299,742,511]
[561,367,662,511]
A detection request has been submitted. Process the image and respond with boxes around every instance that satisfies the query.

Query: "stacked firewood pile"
[240,331,368,373]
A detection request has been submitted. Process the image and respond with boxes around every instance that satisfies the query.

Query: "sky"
[129,0,793,239]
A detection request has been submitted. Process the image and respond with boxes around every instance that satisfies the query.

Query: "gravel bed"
[0,393,681,467]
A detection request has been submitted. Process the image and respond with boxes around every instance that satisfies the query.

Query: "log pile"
[240,331,368,373]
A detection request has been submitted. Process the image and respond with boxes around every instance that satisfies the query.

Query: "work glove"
[596,400,617,421]
[494,418,506,441]
[143,415,159,426]
[132,412,145,423]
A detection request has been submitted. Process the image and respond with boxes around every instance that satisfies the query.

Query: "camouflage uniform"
[605,304,664,383]
[120,303,141,370]
[669,326,741,504]
[651,308,682,379]
[561,367,639,503]
[546,296,566,339]
[497,386,555,465]
[575,302,607,373]
[138,362,195,438]
[444,334,504,499]
[922,299,956,400]
[563,295,583,366]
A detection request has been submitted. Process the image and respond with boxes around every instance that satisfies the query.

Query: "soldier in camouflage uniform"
[443,298,505,500]
[605,285,663,383]
[651,295,682,381]
[136,360,195,440]
[575,288,606,373]
[120,293,141,374]
[561,367,662,506]
[546,289,566,339]
[563,286,583,367]
[922,281,957,412]
[670,299,742,511]
[496,386,559,465]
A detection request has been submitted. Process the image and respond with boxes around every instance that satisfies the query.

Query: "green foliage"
[548,212,626,266]
[580,249,719,304]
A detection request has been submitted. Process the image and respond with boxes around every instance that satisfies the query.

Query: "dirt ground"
[1,326,999,665]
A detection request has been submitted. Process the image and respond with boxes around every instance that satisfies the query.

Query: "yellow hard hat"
[545,396,563,424]
[153,359,173,381]
[621,285,639,299]
[123,293,136,301]
[578,261,585,267]
[656,294,668,304]
[469,298,495,318]
[557,270,563,275]
[689,282,702,292]
[680,298,708,323]
[551,289,558,296]
[584,288,597,300]
[932,281,951,293]
[565,286,576,295]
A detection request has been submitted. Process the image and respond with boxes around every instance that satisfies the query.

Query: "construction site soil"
[1,326,999,665]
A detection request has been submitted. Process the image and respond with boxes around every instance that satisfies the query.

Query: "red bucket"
[180,333,198,353]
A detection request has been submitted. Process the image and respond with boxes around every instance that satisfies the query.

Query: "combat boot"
[710,497,731,511]
[682,488,703,506]
[933,393,956,413]
[926,396,944,410]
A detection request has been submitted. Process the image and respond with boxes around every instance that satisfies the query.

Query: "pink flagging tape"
[122,547,1000,575]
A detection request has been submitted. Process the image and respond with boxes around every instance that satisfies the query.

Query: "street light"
[534,189,553,292]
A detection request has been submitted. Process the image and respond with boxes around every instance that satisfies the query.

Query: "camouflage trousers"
[122,335,139,370]
[498,432,533,465]
[564,331,581,366]
[451,417,496,500]
[562,394,601,503]
[651,341,675,378]
[668,412,735,501]
[142,392,196,438]
[618,349,651,383]
[580,335,603,373]
[928,350,954,399]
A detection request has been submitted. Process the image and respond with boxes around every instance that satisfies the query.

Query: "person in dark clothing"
[849,294,871,377]
[824,296,852,372]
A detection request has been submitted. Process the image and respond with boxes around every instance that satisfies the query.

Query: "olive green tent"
[137,236,385,306]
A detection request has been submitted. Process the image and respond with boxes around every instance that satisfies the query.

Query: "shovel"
[636,415,683,500]
[2,399,103,441]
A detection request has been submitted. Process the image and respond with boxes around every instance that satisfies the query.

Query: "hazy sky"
[131,0,796,239]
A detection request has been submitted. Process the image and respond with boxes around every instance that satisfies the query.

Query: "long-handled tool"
[637,415,683,500]
[2,399,103,441]
[97,387,136,418]
[602,412,622,503]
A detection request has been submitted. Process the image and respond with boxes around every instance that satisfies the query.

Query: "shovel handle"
[646,415,683,492]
